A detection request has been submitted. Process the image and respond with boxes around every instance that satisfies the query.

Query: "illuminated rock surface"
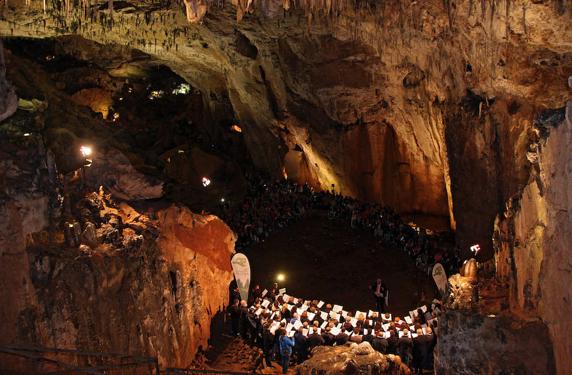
[493,91,572,375]
[3,0,570,255]
[0,111,235,371]
[297,342,410,375]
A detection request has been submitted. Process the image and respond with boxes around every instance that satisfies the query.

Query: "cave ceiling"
[1,0,571,257]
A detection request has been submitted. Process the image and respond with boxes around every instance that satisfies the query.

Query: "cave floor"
[245,209,436,316]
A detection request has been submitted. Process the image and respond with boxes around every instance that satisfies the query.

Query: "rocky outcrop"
[446,274,478,311]
[297,341,410,375]
[0,112,236,372]
[84,147,164,201]
[435,310,555,375]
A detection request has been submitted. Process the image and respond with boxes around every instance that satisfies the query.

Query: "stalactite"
[490,0,496,30]
[505,0,510,41]
[521,3,527,37]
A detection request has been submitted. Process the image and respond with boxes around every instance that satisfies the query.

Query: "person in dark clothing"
[370,278,388,313]
[246,311,258,345]
[412,329,425,374]
[387,330,399,354]
[294,328,308,363]
[262,324,274,367]
[398,329,413,367]
[372,336,389,354]
[416,308,427,325]
[229,281,241,305]
[422,328,437,370]
[322,327,336,346]
[307,330,325,351]
[335,332,349,345]
[239,300,249,339]
[249,284,262,305]
[362,329,374,345]
[273,323,285,360]
[229,299,241,336]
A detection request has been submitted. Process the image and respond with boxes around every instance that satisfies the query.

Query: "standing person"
[229,281,241,305]
[294,327,308,363]
[249,284,262,305]
[412,329,424,374]
[279,329,295,374]
[229,299,241,336]
[262,323,274,368]
[239,300,249,339]
[370,278,388,313]
[398,329,414,367]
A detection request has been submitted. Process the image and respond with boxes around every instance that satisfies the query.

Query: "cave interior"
[0,0,571,374]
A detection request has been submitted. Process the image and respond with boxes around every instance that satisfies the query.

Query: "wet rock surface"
[296,341,410,375]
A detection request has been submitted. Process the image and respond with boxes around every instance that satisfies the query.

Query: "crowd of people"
[326,194,462,276]
[220,177,462,276]
[220,178,315,251]
[228,284,441,374]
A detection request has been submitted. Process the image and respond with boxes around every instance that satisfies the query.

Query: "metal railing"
[0,345,264,375]
[164,368,258,375]
[0,345,160,374]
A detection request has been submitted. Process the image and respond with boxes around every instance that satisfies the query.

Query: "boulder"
[296,342,410,375]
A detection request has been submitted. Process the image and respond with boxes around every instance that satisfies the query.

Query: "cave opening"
[1,1,571,374]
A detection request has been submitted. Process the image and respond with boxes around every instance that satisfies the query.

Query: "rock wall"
[435,311,555,375]
[0,112,235,371]
[493,91,572,374]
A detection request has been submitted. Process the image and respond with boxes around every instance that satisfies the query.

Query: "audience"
[220,175,461,274]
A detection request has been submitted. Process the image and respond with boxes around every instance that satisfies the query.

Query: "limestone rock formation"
[435,311,555,375]
[296,341,410,375]
[84,147,164,201]
[493,87,572,375]
[0,112,236,372]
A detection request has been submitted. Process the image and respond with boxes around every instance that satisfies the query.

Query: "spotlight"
[23,133,30,137]
[220,197,225,203]
[276,273,285,282]
[201,177,211,187]
[80,145,93,158]
[230,125,242,133]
